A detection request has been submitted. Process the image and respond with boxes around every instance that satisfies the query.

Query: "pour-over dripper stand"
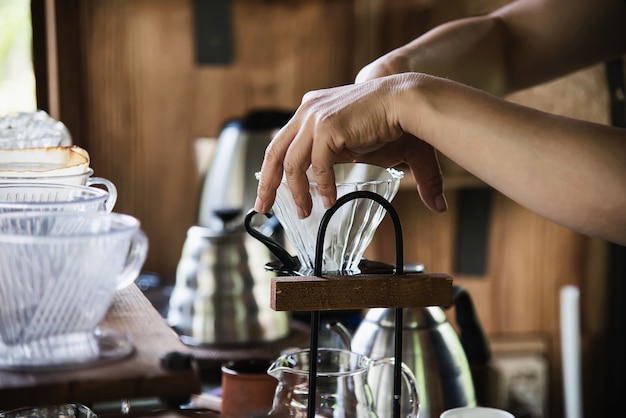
[251,190,453,418]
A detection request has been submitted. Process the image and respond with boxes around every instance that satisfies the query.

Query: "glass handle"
[116,229,148,290]
[86,177,118,212]
[371,357,420,418]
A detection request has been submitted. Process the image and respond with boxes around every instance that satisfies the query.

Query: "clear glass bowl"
[0,183,114,213]
[260,163,403,275]
[0,404,96,418]
[0,212,148,370]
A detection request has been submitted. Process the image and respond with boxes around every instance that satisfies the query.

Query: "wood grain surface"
[271,272,453,311]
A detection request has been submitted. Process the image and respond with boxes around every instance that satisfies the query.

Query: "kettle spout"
[326,320,353,350]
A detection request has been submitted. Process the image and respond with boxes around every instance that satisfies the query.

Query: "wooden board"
[0,285,201,409]
[271,272,453,311]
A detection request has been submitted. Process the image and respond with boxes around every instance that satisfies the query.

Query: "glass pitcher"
[267,348,419,417]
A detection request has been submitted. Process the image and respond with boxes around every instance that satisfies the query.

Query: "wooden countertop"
[0,284,202,410]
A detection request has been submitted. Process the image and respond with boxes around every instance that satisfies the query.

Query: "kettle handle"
[244,209,298,272]
[452,286,492,366]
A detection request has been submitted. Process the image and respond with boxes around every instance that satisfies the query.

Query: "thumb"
[405,139,447,213]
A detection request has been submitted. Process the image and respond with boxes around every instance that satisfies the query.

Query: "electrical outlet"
[490,353,548,418]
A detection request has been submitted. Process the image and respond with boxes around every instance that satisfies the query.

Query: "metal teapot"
[167,209,290,345]
[329,275,491,418]
[168,109,294,346]
[198,109,293,230]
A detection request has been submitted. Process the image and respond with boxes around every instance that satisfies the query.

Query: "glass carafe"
[267,348,419,417]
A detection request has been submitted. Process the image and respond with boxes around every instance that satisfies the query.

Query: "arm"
[402,74,626,245]
[256,74,626,245]
[350,0,626,218]
[254,0,626,245]
[357,0,626,94]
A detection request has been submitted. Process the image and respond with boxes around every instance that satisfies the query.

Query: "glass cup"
[0,183,115,213]
[0,404,96,418]
[0,211,148,370]
[260,163,403,275]
[267,347,419,417]
[0,167,117,209]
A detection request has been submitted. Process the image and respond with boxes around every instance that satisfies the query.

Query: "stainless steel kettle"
[198,109,293,230]
[329,278,491,418]
[168,109,293,346]
[167,211,290,345]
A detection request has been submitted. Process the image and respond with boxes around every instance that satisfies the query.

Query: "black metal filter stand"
[245,190,454,418]
[308,190,406,418]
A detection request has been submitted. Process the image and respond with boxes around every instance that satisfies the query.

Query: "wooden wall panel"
[58,0,511,280]
[75,0,357,278]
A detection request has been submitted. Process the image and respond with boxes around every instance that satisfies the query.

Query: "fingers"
[256,80,406,218]
[285,117,341,216]
[283,128,314,218]
[404,137,447,212]
[255,114,318,218]
[310,134,338,210]
[255,121,307,214]
[254,129,287,214]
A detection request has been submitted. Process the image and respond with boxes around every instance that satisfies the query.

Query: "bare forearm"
[388,16,510,94]
[399,74,626,244]
[372,0,626,95]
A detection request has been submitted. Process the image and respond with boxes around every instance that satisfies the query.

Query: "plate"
[0,328,134,372]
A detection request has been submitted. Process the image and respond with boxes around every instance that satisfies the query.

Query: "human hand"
[255,74,447,218]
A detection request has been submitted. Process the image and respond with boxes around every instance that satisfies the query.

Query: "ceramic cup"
[0,145,118,208]
[441,407,515,418]
[220,359,277,418]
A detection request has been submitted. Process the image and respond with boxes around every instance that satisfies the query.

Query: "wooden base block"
[271,272,453,311]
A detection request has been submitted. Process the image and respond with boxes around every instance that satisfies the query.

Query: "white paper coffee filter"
[0,146,90,177]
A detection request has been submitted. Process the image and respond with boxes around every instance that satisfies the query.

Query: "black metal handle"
[244,209,298,272]
[313,190,405,276]
[310,190,406,418]
[452,286,492,366]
